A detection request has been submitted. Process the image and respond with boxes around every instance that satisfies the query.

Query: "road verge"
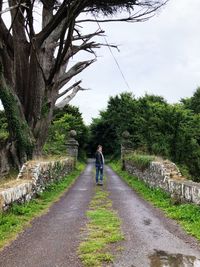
[110,161,200,242]
[0,162,85,250]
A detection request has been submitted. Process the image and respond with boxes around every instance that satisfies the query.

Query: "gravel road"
[0,163,95,267]
[105,165,200,267]
[0,163,200,267]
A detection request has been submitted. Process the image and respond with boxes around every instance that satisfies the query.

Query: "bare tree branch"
[56,59,96,91]
[56,84,89,109]
[26,0,35,39]
[58,80,82,99]
[50,29,105,56]
[0,2,27,15]
[47,18,75,85]
[77,1,167,24]
[35,0,86,47]
[0,0,3,12]
[77,14,153,23]
[0,18,14,57]
[73,29,105,41]
[18,7,48,83]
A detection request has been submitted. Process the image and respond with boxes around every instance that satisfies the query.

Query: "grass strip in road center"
[110,161,200,241]
[0,162,85,250]
[78,178,124,267]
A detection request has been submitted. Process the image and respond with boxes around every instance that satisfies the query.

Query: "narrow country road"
[0,162,200,267]
[105,166,200,267]
[0,163,95,267]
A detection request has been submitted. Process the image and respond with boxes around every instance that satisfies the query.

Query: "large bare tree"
[0,0,166,167]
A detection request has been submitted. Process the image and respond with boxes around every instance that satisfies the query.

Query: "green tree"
[44,105,88,159]
[89,91,200,181]
[0,0,165,168]
[89,92,140,156]
[181,87,200,114]
[191,87,200,114]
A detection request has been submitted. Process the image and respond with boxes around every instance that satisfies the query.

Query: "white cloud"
[71,0,200,123]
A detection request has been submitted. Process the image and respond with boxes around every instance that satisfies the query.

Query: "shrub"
[125,153,156,171]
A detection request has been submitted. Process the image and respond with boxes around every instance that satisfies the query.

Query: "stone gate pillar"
[121,131,133,169]
[66,130,79,162]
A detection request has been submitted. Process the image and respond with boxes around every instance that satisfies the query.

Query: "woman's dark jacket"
[95,151,104,166]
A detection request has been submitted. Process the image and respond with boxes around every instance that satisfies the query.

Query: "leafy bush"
[125,153,156,171]
[89,90,200,181]
[44,105,88,159]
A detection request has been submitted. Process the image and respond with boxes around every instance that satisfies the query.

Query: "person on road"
[95,145,104,185]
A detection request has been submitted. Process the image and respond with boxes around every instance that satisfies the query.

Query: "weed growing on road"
[78,180,124,267]
[0,163,85,250]
[110,161,200,241]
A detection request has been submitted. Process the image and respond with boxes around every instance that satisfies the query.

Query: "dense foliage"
[0,105,88,161]
[89,90,200,181]
[0,0,164,167]
[125,153,156,171]
[44,105,88,160]
[0,111,8,145]
[181,87,200,114]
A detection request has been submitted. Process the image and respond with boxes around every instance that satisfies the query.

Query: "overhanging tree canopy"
[0,0,167,167]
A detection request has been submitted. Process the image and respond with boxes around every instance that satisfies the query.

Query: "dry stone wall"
[0,158,75,211]
[124,159,200,205]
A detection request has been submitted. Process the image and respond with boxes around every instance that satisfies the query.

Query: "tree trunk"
[0,62,35,168]
[32,89,58,157]
[0,0,164,172]
[0,142,10,177]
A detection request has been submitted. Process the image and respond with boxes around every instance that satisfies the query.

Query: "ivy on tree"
[0,0,166,167]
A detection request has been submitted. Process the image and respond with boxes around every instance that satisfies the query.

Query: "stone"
[0,194,4,210]
[66,131,79,160]
[0,157,75,212]
[69,130,77,138]
[124,158,200,205]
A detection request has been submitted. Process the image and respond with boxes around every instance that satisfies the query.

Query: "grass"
[177,164,192,180]
[0,162,85,250]
[78,178,124,267]
[0,169,19,187]
[124,153,156,171]
[110,161,200,241]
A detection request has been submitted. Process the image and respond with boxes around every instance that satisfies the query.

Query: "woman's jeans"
[96,164,103,183]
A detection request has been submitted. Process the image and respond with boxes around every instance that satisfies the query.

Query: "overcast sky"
[68,0,200,124]
[1,0,200,125]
